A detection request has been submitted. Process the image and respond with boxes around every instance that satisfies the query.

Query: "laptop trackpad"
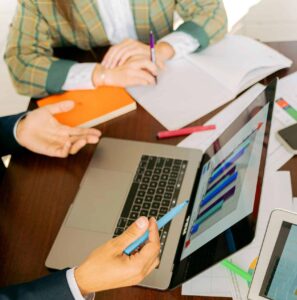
[65,168,132,234]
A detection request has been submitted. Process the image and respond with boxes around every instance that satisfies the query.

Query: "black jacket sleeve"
[0,113,26,157]
[0,269,74,300]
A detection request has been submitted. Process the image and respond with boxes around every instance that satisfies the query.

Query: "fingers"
[45,100,75,115]
[66,126,101,138]
[112,217,149,254]
[131,59,158,77]
[69,139,87,155]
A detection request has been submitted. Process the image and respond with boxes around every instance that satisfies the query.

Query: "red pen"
[157,125,216,139]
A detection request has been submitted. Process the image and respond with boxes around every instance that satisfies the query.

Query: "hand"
[101,39,174,69]
[93,57,158,88]
[75,217,160,294]
[16,101,101,157]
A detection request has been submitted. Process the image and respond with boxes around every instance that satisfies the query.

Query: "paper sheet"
[228,171,293,300]
[128,35,291,130]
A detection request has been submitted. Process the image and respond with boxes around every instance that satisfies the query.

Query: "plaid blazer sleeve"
[4,0,76,97]
[175,0,228,51]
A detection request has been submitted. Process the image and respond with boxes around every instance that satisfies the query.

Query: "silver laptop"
[46,80,276,290]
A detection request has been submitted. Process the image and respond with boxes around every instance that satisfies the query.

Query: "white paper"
[186,35,292,95]
[228,171,293,300]
[128,35,291,130]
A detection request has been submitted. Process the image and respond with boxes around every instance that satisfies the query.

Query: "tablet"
[248,209,297,300]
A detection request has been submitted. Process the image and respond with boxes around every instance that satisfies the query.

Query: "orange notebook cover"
[37,87,136,127]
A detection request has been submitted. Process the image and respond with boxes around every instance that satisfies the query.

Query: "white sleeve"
[62,63,97,91]
[159,31,200,59]
[66,268,95,300]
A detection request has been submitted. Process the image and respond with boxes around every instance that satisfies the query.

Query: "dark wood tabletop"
[0,41,296,300]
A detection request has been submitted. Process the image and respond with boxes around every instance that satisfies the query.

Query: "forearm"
[176,0,228,51]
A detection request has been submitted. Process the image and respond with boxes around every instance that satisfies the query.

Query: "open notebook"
[37,87,136,128]
[128,35,292,130]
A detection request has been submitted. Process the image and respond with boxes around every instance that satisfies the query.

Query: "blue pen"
[124,200,189,255]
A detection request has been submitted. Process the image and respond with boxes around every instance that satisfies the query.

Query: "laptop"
[248,209,297,300]
[46,80,276,290]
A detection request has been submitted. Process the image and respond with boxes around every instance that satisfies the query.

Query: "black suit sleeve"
[0,113,26,157]
[0,269,74,300]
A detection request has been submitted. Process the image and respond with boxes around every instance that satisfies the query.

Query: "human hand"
[101,39,174,69]
[93,57,158,87]
[16,101,101,157]
[75,217,160,295]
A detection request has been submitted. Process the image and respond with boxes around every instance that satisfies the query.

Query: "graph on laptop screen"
[181,103,270,260]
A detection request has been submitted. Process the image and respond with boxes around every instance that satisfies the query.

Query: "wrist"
[92,64,107,87]
[15,117,26,147]
[156,42,175,61]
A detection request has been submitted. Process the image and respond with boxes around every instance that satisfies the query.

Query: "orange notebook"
[37,87,137,127]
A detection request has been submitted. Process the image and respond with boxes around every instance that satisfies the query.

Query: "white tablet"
[248,209,297,300]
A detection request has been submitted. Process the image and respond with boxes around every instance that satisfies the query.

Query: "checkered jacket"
[4,0,227,97]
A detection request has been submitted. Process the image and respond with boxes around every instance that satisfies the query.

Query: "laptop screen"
[170,80,276,288]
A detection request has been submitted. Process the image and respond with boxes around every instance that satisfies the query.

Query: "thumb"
[45,100,75,115]
[113,217,149,253]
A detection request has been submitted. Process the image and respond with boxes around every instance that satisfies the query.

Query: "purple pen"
[149,31,158,83]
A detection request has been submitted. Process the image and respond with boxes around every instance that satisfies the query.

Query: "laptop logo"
[182,216,190,235]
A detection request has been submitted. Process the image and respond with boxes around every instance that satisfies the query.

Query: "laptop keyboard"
[114,155,188,258]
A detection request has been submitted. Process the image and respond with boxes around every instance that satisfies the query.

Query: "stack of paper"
[129,35,292,130]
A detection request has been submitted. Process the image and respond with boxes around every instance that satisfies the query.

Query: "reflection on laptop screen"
[181,102,270,260]
[260,222,297,300]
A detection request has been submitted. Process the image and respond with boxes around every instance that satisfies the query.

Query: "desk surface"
[0,41,297,300]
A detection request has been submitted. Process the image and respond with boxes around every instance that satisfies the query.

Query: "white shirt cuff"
[13,113,27,145]
[62,63,97,90]
[66,268,95,300]
[159,31,200,59]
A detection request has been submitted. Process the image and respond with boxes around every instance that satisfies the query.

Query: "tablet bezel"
[248,209,297,300]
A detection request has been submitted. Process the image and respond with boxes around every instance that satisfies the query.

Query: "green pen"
[221,259,253,283]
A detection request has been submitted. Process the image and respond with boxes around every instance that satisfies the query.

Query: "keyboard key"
[160,207,168,214]
[163,168,170,174]
[154,195,162,202]
[135,197,143,204]
[168,179,176,185]
[149,209,158,217]
[170,172,178,178]
[162,200,170,206]
[152,202,160,209]
[152,175,160,181]
[156,158,165,168]
[154,168,161,174]
[164,193,172,199]
[132,205,141,212]
[165,159,173,167]
[147,188,155,195]
[149,181,157,188]
[143,202,151,209]
[145,195,153,202]
[115,228,124,236]
[157,188,165,194]
[172,166,180,172]
[174,159,182,165]
[138,191,145,197]
[147,157,156,169]
[127,220,134,226]
[145,170,152,176]
[142,155,149,161]
[159,181,166,187]
[129,212,138,220]
[140,210,149,216]
[161,174,168,180]
[166,185,174,192]
[140,184,148,190]
[117,218,127,228]
[143,177,150,183]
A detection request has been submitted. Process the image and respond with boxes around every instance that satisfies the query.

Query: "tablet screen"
[259,222,297,300]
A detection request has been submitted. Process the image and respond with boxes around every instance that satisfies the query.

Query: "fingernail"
[136,216,148,229]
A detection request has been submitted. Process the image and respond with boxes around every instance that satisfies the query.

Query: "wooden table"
[0,41,296,300]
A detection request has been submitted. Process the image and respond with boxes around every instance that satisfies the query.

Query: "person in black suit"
[0,101,160,299]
